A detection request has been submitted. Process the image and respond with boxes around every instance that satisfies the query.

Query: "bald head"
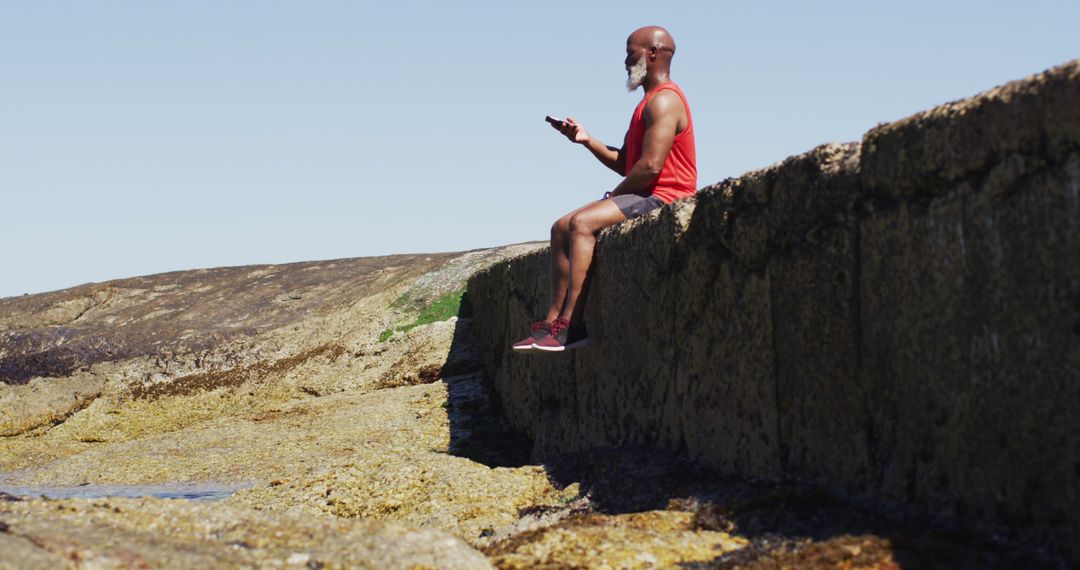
[628,26,676,60]
[624,26,676,91]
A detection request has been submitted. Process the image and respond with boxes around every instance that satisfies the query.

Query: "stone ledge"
[468,57,1080,562]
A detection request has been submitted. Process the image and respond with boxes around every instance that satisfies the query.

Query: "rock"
[0,497,492,569]
[0,244,540,471]
[484,511,747,569]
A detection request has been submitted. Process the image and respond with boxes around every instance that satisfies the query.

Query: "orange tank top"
[623,81,697,204]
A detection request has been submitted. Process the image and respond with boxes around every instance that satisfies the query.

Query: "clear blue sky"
[2,1,1077,298]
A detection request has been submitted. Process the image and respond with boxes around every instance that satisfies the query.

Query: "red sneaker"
[512,320,550,351]
[532,318,589,352]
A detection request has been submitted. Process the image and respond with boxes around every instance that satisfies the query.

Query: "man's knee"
[568,213,595,236]
[551,216,571,240]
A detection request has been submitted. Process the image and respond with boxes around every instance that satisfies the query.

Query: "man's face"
[625,41,648,92]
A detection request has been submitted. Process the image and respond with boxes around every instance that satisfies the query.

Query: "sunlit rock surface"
[0,496,491,569]
[1,244,554,567]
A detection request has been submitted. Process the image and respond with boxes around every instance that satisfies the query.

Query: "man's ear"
[649,46,658,60]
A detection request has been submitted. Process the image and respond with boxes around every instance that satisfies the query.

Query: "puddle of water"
[0,482,250,502]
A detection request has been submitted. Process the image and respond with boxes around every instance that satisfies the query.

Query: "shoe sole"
[532,338,588,352]
[512,345,534,351]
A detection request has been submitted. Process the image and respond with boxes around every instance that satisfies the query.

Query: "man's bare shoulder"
[643,90,686,118]
[644,89,686,126]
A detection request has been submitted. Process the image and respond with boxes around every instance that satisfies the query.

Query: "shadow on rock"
[536,447,1067,569]
[441,301,533,469]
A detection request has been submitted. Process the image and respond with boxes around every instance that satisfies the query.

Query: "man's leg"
[560,199,626,322]
[531,199,626,352]
[547,202,600,323]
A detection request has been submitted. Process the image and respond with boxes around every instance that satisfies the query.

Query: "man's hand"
[551,116,591,144]
[549,116,623,174]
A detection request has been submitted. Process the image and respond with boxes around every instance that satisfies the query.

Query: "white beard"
[626,57,647,92]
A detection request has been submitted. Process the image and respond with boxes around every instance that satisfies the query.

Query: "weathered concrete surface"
[468,58,1080,560]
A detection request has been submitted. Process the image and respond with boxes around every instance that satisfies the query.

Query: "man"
[515,25,697,352]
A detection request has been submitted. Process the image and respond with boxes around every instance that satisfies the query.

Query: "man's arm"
[551,117,626,175]
[582,137,625,175]
[609,91,683,197]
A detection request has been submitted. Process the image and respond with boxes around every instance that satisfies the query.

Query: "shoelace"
[549,318,570,337]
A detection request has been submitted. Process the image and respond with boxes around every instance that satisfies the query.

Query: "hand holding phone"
[545,115,569,128]
[546,115,590,144]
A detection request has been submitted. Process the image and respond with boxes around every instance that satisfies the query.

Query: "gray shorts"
[610,193,664,219]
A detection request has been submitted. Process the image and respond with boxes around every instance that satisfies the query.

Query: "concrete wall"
[467,59,1080,558]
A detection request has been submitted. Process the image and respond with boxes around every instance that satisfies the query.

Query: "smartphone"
[545,115,569,127]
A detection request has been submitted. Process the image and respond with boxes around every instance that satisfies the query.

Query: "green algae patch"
[379,289,466,342]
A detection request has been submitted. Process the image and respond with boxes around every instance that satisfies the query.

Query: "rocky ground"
[0,246,1064,568]
[0,495,489,569]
